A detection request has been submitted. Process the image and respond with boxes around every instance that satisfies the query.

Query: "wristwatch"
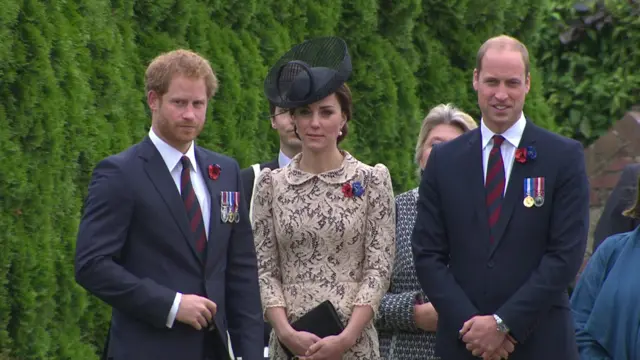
[493,314,510,333]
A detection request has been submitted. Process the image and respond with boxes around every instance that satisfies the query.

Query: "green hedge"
[536,0,640,145]
[0,0,552,358]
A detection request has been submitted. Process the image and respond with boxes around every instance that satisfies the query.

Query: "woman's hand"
[278,329,321,357]
[303,334,353,360]
[414,302,438,331]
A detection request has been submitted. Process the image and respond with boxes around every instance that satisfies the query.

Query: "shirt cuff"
[166,292,182,328]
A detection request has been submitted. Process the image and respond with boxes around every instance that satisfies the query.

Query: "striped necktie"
[486,135,505,242]
[180,156,207,261]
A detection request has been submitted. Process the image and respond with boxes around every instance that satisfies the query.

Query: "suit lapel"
[466,131,493,244]
[139,137,203,264]
[489,122,537,256]
[195,147,222,269]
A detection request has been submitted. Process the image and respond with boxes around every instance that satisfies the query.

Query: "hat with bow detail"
[263,36,352,109]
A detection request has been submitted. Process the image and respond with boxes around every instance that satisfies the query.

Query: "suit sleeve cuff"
[166,292,182,328]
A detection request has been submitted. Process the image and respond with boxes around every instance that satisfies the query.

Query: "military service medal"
[227,191,236,223]
[234,192,240,223]
[523,178,534,208]
[221,191,229,223]
[534,177,545,207]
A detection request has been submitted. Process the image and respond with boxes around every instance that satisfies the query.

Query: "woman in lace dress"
[376,104,477,360]
[252,37,396,359]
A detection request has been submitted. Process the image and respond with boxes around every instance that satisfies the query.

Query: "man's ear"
[472,69,479,91]
[147,91,160,111]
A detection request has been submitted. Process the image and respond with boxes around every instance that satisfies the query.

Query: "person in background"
[241,102,302,221]
[571,173,640,359]
[377,103,478,360]
[592,163,640,251]
[240,101,302,360]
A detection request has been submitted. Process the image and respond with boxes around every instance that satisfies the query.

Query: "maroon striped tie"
[180,156,207,261]
[485,135,505,243]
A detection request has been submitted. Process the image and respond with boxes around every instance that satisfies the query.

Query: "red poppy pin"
[342,181,365,198]
[515,146,537,164]
[208,164,221,180]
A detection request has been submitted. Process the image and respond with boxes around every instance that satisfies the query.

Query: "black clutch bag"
[281,300,345,358]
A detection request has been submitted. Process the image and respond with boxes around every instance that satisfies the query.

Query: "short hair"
[269,102,289,118]
[145,49,218,99]
[476,35,530,76]
[414,103,478,168]
[290,83,353,144]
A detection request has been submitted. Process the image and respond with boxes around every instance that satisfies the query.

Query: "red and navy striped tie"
[180,156,207,261]
[485,135,505,242]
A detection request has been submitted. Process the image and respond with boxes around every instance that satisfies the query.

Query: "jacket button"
[487,261,495,268]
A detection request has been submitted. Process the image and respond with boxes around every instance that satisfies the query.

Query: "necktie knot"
[181,156,191,171]
[492,135,505,147]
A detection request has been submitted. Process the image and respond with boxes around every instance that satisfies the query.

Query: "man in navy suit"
[241,102,301,219]
[411,35,589,360]
[75,49,263,360]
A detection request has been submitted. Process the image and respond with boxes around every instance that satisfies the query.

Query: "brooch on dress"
[342,181,365,198]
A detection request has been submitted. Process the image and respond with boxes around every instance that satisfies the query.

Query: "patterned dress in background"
[252,152,396,359]
[377,188,439,360]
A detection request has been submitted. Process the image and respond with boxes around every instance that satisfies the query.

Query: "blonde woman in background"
[376,104,478,360]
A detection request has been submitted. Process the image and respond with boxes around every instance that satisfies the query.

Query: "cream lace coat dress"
[252,152,396,359]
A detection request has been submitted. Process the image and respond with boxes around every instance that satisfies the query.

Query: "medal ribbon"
[221,191,228,221]
[524,178,533,198]
[536,177,545,198]
[234,192,240,220]
[229,192,236,216]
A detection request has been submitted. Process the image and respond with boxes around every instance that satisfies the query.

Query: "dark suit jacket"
[240,159,279,212]
[239,158,278,349]
[411,121,589,360]
[592,163,640,251]
[75,137,263,360]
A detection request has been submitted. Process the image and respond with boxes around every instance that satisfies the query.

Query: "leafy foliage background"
[0,0,637,358]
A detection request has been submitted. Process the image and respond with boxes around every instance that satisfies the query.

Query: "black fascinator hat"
[264,36,352,109]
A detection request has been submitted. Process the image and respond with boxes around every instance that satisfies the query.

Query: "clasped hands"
[278,328,355,360]
[459,315,517,360]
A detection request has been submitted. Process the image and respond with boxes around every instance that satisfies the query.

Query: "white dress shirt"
[481,112,527,194]
[278,150,292,168]
[149,128,211,328]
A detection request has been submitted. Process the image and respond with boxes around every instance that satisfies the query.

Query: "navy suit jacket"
[75,137,263,360]
[239,158,278,351]
[411,121,589,360]
[240,158,279,212]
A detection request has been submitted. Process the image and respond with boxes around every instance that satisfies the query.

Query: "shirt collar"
[480,112,527,149]
[149,128,198,172]
[278,150,292,168]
